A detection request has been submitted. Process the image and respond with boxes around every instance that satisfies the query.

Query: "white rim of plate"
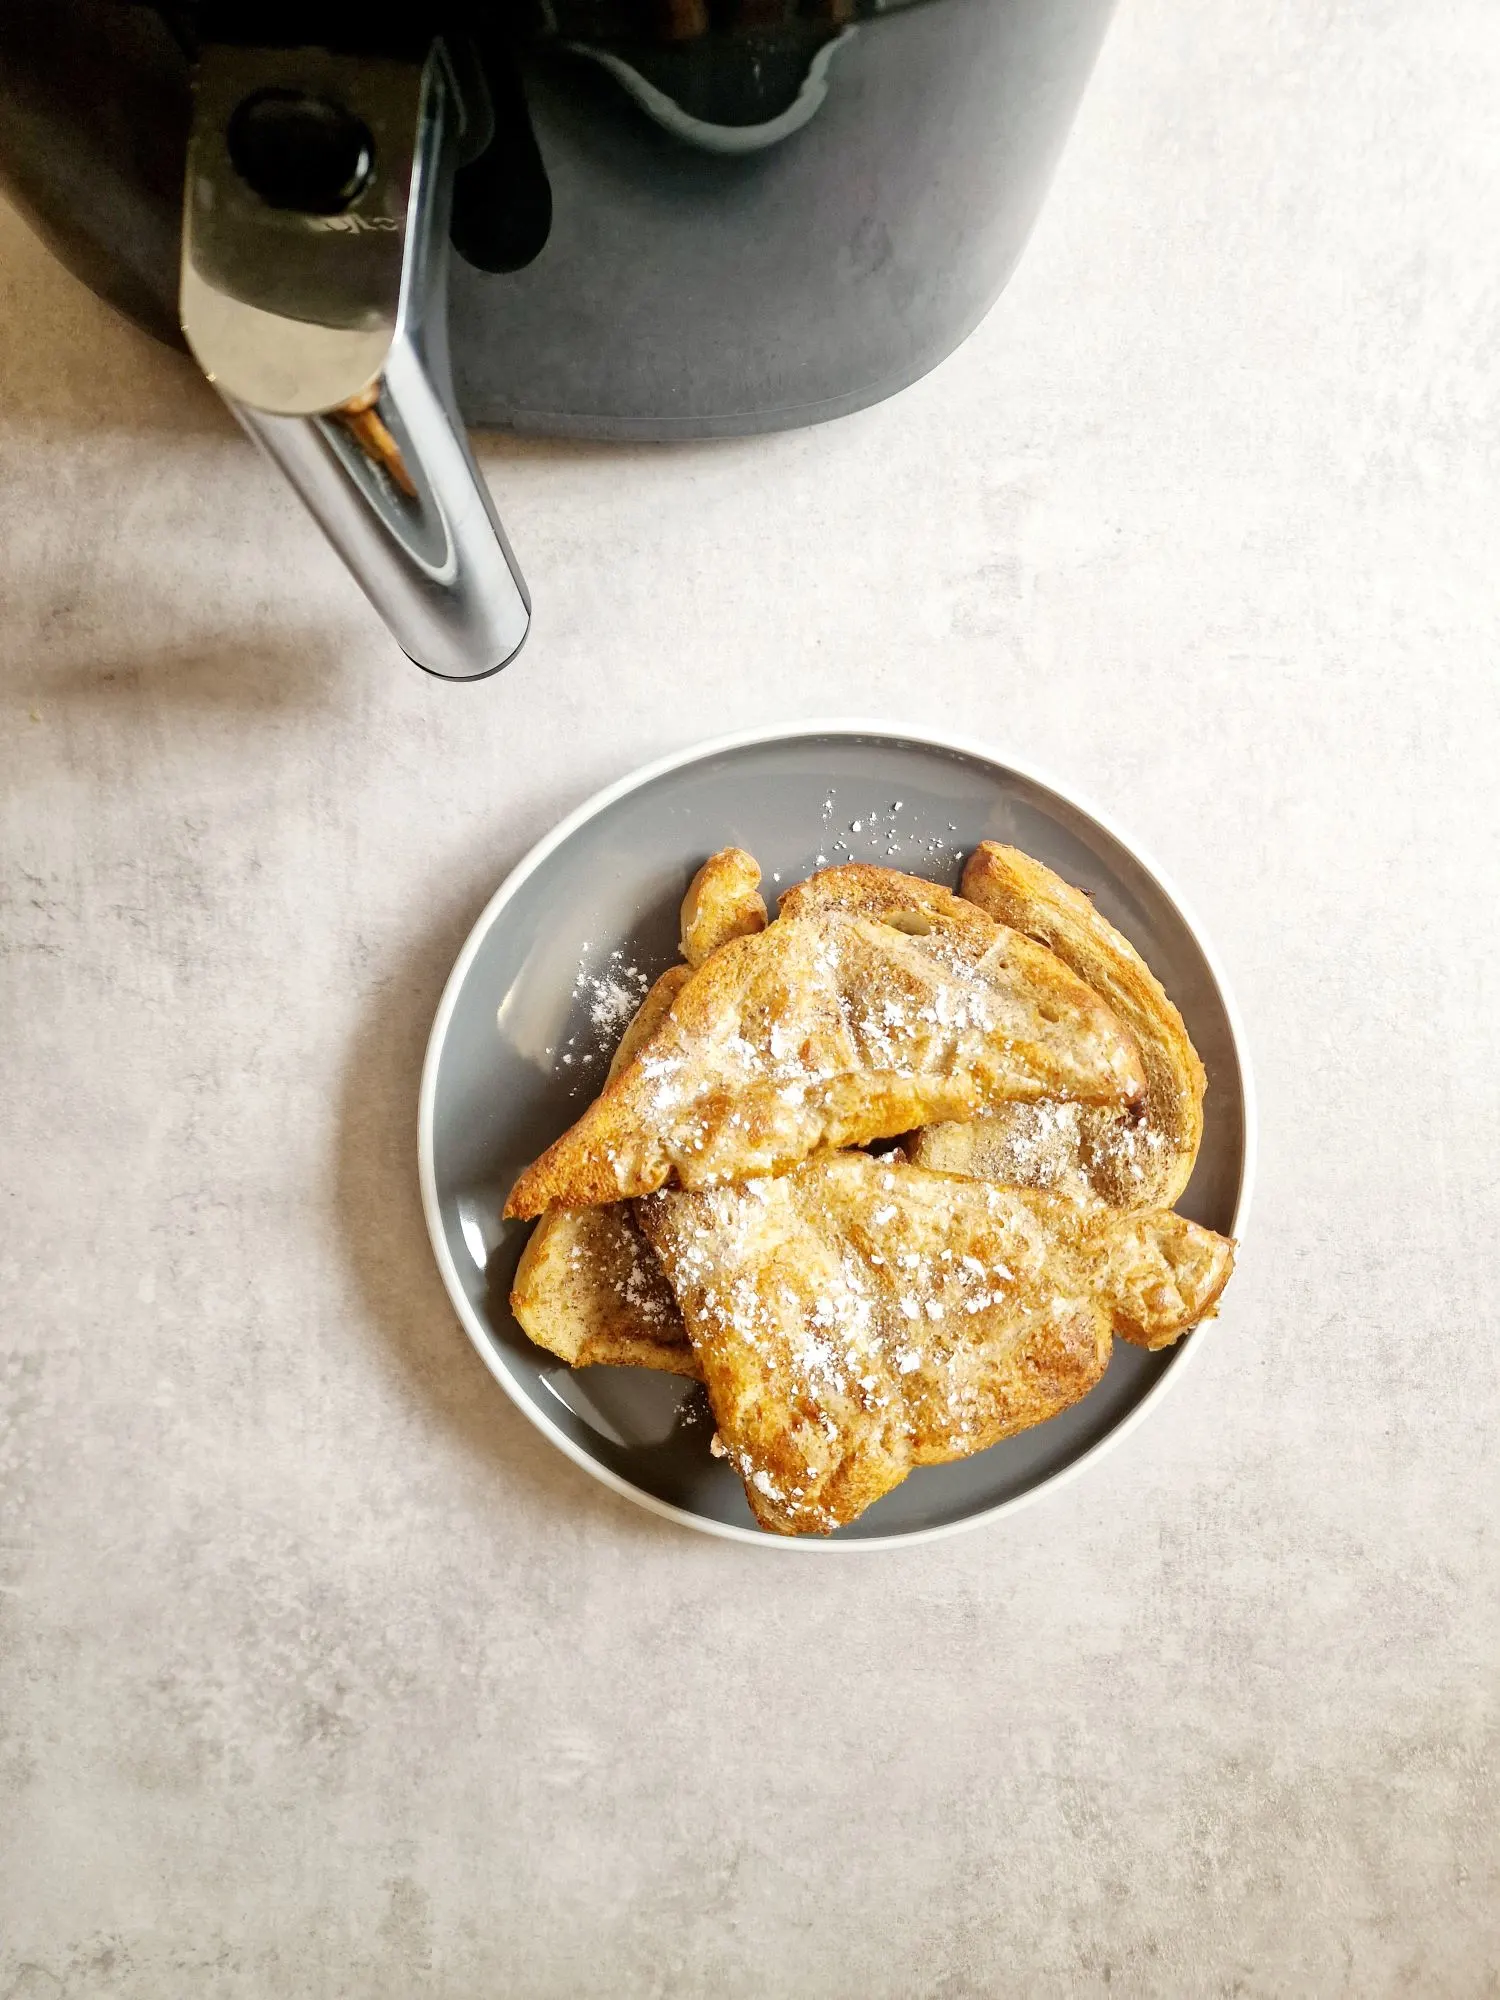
[417,718,1259,1551]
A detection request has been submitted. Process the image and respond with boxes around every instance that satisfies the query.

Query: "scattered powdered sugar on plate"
[543,944,653,1095]
[791,798,964,870]
[543,802,970,1099]
[576,946,649,1041]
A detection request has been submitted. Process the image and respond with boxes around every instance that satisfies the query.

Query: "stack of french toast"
[505,842,1235,1535]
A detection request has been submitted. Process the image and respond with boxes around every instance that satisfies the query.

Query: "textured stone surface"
[2,2,1498,1993]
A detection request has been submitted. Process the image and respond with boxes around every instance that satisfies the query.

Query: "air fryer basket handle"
[180,40,529,680]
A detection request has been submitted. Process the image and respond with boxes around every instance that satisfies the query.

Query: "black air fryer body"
[0,0,1115,673]
[0,0,1114,437]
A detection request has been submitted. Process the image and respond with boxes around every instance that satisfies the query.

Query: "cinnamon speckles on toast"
[503,893,1145,1218]
[638,1155,1232,1536]
[505,846,1235,1535]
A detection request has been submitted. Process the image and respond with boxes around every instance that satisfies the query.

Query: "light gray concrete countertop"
[2,3,1497,1994]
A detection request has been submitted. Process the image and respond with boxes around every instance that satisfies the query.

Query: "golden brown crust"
[512,964,698,1373]
[680,848,767,969]
[605,965,692,1084]
[504,853,1232,1507]
[789,857,1201,1205]
[778,863,999,952]
[638,1154,1233,1534]
[510,887,766,1375]
[1096,1207,1235,1350]
[511,1201,698,1376]
[949,843,1206,1208]
[504,902,1146,1219]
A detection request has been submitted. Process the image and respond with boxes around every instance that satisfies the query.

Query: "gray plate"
[418,723,1256,1548]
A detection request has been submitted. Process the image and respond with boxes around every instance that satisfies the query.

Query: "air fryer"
[0,0,1117,677]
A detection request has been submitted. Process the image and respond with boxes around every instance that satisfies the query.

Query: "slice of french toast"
[509,842,768,1374]
[680,846,766,967]
[638,1153,1234,1536]
[510,963,695,1373]
[511,1197,697,1376]
[789,856,1206,1210]
[946,843,1206,1207]
[504,903,1145,1218]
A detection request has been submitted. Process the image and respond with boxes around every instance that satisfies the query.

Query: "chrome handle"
[180,42,529,680]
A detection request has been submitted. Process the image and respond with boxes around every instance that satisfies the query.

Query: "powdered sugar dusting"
[640,1154,1112,1534]
[518,826,1210,1535]
[791,796,968,869]
[545,946,654,1096]
[576,947,649,1039]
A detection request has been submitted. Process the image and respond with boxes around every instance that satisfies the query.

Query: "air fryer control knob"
[227,88,374,214]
